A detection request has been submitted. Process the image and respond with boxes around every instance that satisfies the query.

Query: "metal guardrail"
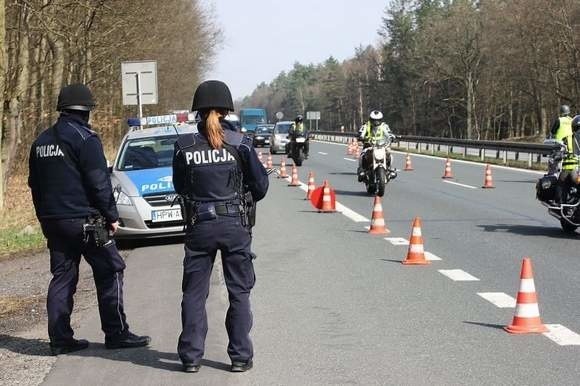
[311,131,559,167]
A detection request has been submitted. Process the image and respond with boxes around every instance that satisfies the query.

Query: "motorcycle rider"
[548,105,573,175]
[288,115,309,159]
[555,114,580,207]
[357,110,397,182]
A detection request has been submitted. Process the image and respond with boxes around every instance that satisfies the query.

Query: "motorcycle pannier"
[536,175,558,202]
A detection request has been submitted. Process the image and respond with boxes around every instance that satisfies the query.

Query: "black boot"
[105,331,151,349]
[231,360,253,373]
[50,339,89,356]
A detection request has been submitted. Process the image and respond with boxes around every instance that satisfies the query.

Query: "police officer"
[28,84,150,355]
[288,114,309,158]
[357,110,397,181]
[173,80,268,373]
[556,115,580,206]
[551,105,573,141]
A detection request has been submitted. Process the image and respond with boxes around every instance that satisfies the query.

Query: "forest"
[0,0,220,209]
[240,0,580,142]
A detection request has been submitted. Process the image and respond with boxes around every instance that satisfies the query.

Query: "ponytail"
[204,109,225,149]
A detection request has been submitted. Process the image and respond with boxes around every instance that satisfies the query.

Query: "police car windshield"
[256,126,272,134]
[117,136,177,171]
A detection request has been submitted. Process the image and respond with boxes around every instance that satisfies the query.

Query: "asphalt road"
[42,142,580,385]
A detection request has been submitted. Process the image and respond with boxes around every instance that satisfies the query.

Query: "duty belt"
[214,203,241,216]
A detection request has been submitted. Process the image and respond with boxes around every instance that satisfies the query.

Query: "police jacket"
[550,116,573,142]
[28,113,119,222]
[562,131,580,171]
[172,120,269,203]
[358,122,392,143]
[289,122,308,139]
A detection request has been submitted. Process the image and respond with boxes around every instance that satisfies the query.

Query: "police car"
[111,113,197,238]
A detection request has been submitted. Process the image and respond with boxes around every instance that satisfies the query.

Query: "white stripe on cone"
[412,227,422,237]
[519,278,536,293]
[410,243,424,253]
[514,303,541,318]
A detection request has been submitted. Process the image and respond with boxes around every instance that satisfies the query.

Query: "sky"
[204,0,391,99]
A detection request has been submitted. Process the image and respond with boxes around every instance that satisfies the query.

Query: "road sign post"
[121,61,158,123]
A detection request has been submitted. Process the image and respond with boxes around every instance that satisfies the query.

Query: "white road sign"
[121,61,158,106]
[307,111,321,120]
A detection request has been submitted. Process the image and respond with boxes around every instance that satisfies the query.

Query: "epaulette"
[224,130,244,148]
[176,133,196,151]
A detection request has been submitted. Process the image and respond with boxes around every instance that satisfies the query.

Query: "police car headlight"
[114,190,132,206]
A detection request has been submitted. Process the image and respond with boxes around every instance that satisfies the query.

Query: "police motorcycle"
[360,133,397,197]
[536,139,580,233]
[287,133,307,166]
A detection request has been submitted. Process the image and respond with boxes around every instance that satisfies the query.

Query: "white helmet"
[369,110,383,121]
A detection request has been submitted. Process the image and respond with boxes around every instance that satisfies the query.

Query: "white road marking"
[318,152,328,155]
[544,324,580,346]
[425,252,442,261]
[343,158,357,162]
[477,292,516,308]
[442,180,477,189]
[438,269,480,281]
[337,203,370,222]
[385,237,409,246]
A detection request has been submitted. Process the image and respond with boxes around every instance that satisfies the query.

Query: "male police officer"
[28,84,150,355]
[357,110,397,182]
[556,115,580,206]
[550,105,573,142]
[288,114,309,158]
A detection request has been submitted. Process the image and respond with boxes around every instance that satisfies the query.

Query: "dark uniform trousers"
[41,218,128,344]
[177,215,256,365]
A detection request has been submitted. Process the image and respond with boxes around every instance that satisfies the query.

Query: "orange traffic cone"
[258,152,265,167]
[319,180,336,213]
[442,158,453,179]
[288,165,300,186]
[404,153,414,171]
[368,196,390,235]
[266,154,273,169]
[347,140,354,155]
[354,143,361,159]
[482,164,495,189]
[306,171,315,200]
[402,217,430,265]
[505,257,548,334]
[278,157,289,178]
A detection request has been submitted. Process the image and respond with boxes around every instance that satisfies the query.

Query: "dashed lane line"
[477,292,516,308]
[385,237,409,246]
[343,158,357,162]
[318,152,328,155]
[425,252,442,261]
[442,180,477,190]
[438,269,480,281]
[544,325,580,346]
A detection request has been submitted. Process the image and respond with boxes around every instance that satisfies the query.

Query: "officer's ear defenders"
[196,202,217,222]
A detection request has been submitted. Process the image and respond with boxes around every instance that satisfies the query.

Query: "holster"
[244,191,256,228]
[83,215,110,247]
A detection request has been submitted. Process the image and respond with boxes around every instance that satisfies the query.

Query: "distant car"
[270,121,293,154]
[253,124,274,147]
[110,114,197,239]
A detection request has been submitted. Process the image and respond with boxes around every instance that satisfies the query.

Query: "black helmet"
[191,80,234,112]
[572,115,580,131]
[56,84,96,111]
[295,115,303,123]
[560,104,571,116]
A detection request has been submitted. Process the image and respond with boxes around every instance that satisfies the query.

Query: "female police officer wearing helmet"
[173,80,269,373]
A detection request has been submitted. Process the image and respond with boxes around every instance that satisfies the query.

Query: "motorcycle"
[536,139,580,233]
[287,133,307,166]
[360,134,397,197]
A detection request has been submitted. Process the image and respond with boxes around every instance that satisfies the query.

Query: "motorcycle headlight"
[114,190,132,206]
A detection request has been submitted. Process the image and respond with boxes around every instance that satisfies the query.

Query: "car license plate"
[256,136,264,140]
[296,138,306,143]
[151,209,182,222]
[265,139,270,143]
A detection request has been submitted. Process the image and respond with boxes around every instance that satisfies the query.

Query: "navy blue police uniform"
[173,119,268,367]
[28,112,129,346]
